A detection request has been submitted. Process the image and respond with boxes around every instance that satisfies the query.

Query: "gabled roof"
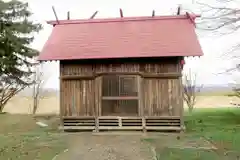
[38,13,203,61]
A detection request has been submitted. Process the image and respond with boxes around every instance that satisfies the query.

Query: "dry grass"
[192,96,240,108]
[3,95,59,114]
[3,94,239,114]
[196,91,234,97]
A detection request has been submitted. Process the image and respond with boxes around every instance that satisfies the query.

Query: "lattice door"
[101,75,139,116]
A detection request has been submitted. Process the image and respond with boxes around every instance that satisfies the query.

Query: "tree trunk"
[0,104,4,113]
[32,96,38,114]
[188,105,194,113]
[0,102,8,113]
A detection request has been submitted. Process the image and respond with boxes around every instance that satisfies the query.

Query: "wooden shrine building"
[38,11,203,132]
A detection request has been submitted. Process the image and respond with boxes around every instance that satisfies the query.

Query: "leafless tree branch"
[32,62,49,114]
[196,0,240,73]
[197,1,240,31]
[183,69,202,113]
[0,77,28,112]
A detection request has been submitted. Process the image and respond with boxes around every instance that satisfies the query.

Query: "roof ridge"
[47,13,199,26]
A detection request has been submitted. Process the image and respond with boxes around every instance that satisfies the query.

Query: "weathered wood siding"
[142,79,182,116]
[60,57,183,117]
[61,80,94,116]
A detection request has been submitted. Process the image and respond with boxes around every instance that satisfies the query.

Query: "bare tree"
[183,69,202,113]
[228,66,240,99]
[232,87,240,98]
[32,62,48,114]
[196,0,240,70]
[197,0,240,31]
[32,65,42,114]
[0,76,30,113]
[194,0,240,101]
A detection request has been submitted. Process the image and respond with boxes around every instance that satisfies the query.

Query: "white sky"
[19,0,240,88]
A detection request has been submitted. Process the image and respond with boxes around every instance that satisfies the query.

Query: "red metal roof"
[38,14,203,61]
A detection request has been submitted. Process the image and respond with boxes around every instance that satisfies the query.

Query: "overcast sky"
[19,0,240,88]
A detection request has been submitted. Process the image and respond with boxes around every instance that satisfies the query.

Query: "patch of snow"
[36,121,48,127]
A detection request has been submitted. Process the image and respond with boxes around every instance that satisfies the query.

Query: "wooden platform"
[60,116,183,132]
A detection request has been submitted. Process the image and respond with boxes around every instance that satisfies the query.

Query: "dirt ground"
[0,114,216,160]
[52,133,216,160]
[3,95,240,114]
[54,133,154,160]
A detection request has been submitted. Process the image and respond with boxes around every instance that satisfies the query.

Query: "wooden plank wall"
[60,64,95,116]
[142,79,181,116]
[60,57,183,117]
[61,80,94,116]
[141,63,182,116]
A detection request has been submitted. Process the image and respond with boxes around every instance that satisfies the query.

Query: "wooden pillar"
[59,62,64,127]
[118,117,122,127]
[179,76,184,131]
[142,117,146,133]
[137,76,143,116]
[94,117,99,132]
[59,79,63,126]
[94,76,102,132]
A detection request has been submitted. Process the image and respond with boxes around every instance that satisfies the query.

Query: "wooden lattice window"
[101,75,139,116]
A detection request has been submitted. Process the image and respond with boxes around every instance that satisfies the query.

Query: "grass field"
[1,108,240,159]
[144,108,240,159]
[0,114,67,160]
